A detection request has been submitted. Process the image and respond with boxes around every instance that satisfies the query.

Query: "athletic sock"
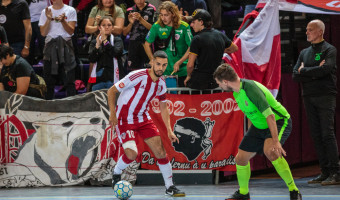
[236,162,251,195]
[157,157,173,189]
[272,157,299,191]
[113,154,134,175]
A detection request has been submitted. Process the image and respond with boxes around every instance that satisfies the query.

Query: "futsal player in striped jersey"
[107,50,185,197]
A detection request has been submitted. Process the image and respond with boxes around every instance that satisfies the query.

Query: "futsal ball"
[113,180,133,200]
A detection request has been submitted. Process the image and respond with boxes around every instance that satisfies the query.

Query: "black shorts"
[239,118,292,154]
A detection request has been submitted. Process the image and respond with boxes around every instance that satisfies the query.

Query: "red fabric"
[122,154,134,164]
[138,93,244,171]
[157,157,169,165]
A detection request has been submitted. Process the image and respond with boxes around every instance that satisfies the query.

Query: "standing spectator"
[214,63,302,200]
[206,0,220,28]
[39,0,77,99]
[88,16,124,91]
[172,0,207,16]
[144,1,192,87]
[0,0,32,57]
[123,0,156,71]
[184,9,237,90]
[0,44,46,98]
[292,19,340,185]
[28,0,50,65]
[85,0,125,91]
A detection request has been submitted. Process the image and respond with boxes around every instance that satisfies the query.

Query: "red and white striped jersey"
[114,69,167,125]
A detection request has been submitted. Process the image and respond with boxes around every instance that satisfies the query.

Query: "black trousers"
[303,95,340,175]
[43,60,76,100]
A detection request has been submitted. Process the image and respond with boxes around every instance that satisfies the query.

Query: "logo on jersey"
[175,34,180,40]
[245,100,248,106]
[140,84,146,89]
[315,53,322,61]
[157,85,162,93]
[162,32,167,36]
[119,82,125,88]
[173,117,214,161]
[0,14,7,24]
[143,15,149,21]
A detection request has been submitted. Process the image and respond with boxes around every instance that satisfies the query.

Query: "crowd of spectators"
[0,0,251,99]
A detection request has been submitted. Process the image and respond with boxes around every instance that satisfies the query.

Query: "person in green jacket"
[144,1,192,87]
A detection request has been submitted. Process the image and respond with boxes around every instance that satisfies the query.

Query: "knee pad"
[122,140,138,153]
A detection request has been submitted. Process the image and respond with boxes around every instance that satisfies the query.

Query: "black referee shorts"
[239,118,292,154]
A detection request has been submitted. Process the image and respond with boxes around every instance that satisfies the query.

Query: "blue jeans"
[92,81,113,91]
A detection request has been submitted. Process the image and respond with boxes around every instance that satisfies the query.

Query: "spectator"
[85,0,125,91]
[0,0,32,57]
[144,1,192,87]
[172,0,207,16]
[184,9,238,90]
[88,16,124,91]
[28,0,50,65]
[292,19,340,185]
[0,25,8,46]
[123,0,156,71]
[0,44,46,98]
[39,0,77,100]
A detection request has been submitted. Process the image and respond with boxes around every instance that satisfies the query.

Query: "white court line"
[0,195,340,199]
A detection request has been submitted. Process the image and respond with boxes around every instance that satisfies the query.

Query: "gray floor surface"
[0,177,339,200]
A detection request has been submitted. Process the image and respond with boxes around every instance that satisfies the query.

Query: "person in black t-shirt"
[123,0,156,71]
[184,9,238,90]
[0,45,45,98]
[0,0,32,57]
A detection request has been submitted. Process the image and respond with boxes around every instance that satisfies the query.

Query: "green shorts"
[239,118,292,154]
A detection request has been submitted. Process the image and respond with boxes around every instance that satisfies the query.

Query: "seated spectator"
[123,0,156,71]
[88,16,124,91]
[39,0,77,100]
[172,0,207,16]
[0,45,46,98]
[85,0,125,91]
[0,25,8,46]
[0,0,32,58]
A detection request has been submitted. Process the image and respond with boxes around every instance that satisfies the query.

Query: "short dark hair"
[0,44,14,60]
[153,50,168,59]
[213,63,238,82]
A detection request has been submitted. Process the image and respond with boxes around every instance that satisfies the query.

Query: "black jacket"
[292,40,337,97]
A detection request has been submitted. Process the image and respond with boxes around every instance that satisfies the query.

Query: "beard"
[153,68,164,77]
[224,86,233,92]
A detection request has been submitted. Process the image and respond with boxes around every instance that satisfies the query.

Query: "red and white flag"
[224,0,281,97]
[258,0,340,14]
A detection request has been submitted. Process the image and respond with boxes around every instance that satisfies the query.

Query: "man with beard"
[107,50,185,197]
[213,63,302,200]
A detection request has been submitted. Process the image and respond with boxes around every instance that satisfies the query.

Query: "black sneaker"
[165,185,186,197]
[290,190,302,200]
[308,173,329,184]
[111,173,121,189]
[226,190,250,200]
[321,173,340,186]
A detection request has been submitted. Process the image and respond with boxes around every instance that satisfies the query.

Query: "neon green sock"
[236,162,251,195]
[272,157,299,191]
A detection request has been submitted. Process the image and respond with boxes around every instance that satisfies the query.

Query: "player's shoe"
[111,174,121,189]
[308,173,328,184]
[226,190,250,200]
[290,190,302,200]
[165,185,186,197]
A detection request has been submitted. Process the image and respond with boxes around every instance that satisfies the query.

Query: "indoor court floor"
[0,177,339,200]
